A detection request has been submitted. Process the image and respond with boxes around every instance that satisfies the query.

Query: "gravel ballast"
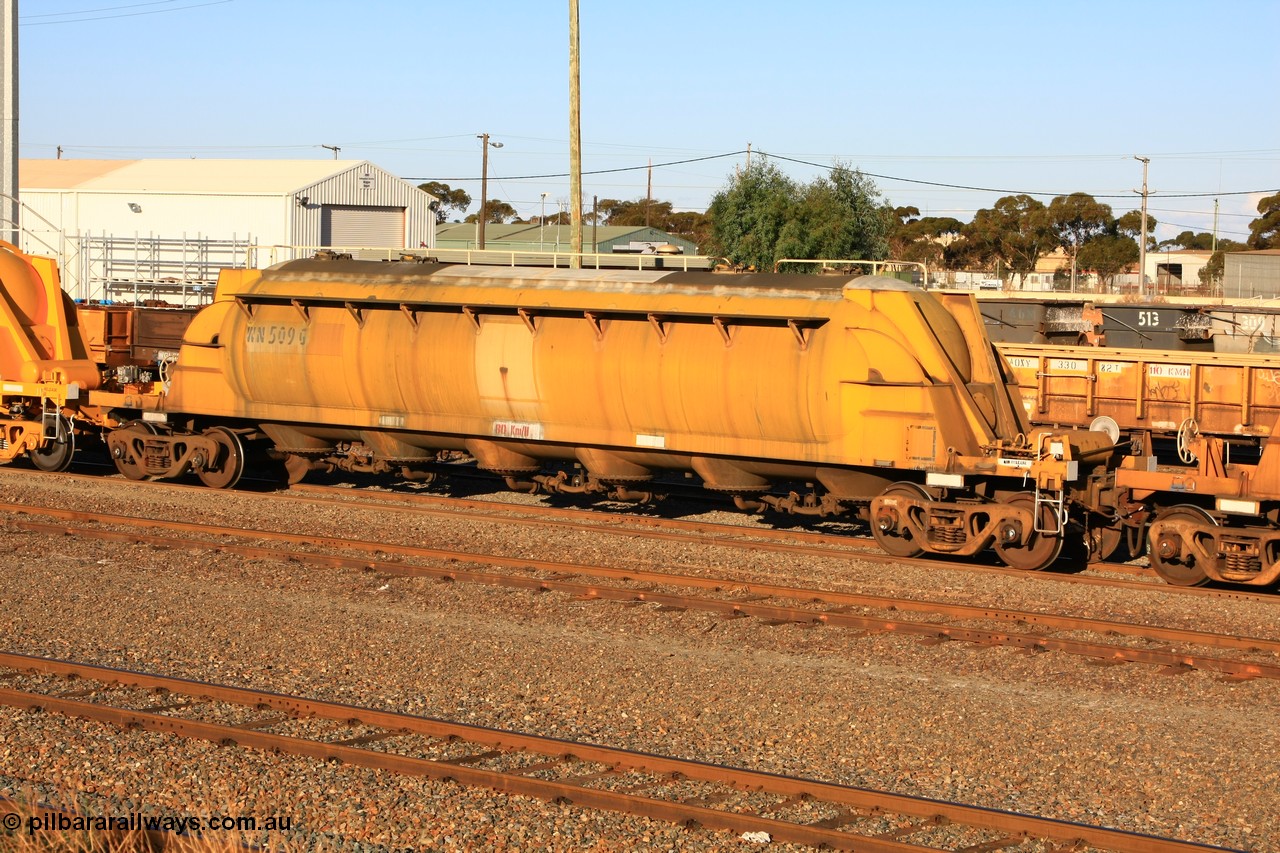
[1,469,1277,851]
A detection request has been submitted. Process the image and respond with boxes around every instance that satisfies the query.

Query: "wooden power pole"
[1135,155,1150,296]
[2,0,18,243]
[568,0,582,266]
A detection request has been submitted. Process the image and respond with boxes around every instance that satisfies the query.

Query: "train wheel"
[871,482,930,558]
[1148,505,1215,587]
[993,492,1064,571]
[110,421,158,481]
[27,415,75,473]
[196,427,245,489]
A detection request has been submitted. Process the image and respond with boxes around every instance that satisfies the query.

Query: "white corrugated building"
[18,159,436,302]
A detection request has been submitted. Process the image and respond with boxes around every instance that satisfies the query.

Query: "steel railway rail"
[0,652,1240,853]
[12,466,1278,601]
[285,480,1169,581]
[7,501,1280,681]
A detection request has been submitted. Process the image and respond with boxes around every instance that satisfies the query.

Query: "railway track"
[283,481,1237,590]
[7,498,1279,682]
[10,466,1276,602]
[0,652,1238,853]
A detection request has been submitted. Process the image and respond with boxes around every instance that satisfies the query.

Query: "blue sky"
[16,0,1280,243]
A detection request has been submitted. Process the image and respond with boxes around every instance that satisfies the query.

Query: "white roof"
[19,159,372,194]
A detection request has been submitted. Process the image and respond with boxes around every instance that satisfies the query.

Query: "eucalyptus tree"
[1249,191,1280,249]
[1200,238,1248,286]
[962,194,1056,286]
[463,200,518,224]
[1077,234,1138,291]
[890,216,965,267]
[1158,230,1217,251]
[1048,193,1112,289]
[1116,210,1158,250]
[417,181,471,224]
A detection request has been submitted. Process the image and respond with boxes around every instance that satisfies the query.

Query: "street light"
[540,192,548,251]
[476,133,503,250]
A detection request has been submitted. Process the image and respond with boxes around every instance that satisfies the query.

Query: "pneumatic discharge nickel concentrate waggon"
[3,241,1278,587]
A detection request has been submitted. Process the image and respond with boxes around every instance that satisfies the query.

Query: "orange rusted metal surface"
[74,304,131,365]
[998,342,1280,439]
[991,341,1280,586]
[78,304,198,367]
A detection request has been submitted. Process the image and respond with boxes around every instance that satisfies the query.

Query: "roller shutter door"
[320,205,406,249]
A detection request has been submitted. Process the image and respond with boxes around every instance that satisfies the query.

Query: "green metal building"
[434,223,699,256]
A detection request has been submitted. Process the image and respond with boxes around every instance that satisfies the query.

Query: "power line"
[1157,221,1251,239]
[21,1,187,19]
[759,152,1277,200]
[34,140,1278,206]
[1149,206,1257,218]
[407,147,1276,202]
[19,0,231,25]
[407,150,751,184]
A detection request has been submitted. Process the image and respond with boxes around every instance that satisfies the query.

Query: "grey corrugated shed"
[20,159,436,248]
[1224,250,1280,299]
[18,158,438,301]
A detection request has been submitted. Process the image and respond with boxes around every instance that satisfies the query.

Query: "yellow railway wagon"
[31,240,1280,585]
[0,243,1114,573]
[0,241,99,471]
[95,256,1105,570]
[166,259,1025,487]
